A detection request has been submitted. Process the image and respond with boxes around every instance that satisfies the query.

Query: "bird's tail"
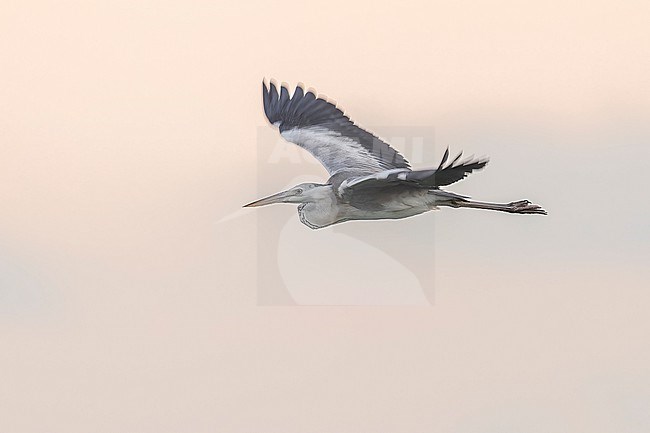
[443,198,547,215]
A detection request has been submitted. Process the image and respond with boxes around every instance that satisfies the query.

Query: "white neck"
[297,185,341,229]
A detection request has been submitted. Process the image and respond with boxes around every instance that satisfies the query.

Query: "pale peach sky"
[1,0,649,432]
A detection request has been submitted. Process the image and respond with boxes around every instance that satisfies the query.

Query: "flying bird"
[245,80,546,229]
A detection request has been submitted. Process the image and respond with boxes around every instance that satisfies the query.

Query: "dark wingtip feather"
[262,80,271,121]
[438,147,450,169]
[450,151,463,166]
[279,84,290,106]
[292,85,304,100]
[269,81,278,101]
[262,79,282,124]
[268,79,279,101]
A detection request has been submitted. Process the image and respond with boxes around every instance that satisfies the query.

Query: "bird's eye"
[295,188,303,195]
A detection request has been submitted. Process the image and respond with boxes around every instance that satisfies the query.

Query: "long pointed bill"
[243,189,293,207]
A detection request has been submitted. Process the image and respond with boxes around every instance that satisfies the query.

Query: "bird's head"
[243,183,323,207]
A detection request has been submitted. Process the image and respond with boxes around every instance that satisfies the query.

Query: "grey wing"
[338,149,488,201]
[262,80,410,177]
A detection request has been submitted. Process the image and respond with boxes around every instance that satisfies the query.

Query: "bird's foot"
[507,200,547,215]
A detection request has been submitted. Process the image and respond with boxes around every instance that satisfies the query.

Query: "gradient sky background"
[1,1,649,432]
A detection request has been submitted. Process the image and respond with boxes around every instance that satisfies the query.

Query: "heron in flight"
[245,81,546,229]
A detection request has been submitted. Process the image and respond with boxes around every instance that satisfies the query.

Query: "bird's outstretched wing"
[338,149,488,201]
[263,81,410,177]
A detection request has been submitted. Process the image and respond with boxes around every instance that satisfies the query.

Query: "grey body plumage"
[245,80,546,229]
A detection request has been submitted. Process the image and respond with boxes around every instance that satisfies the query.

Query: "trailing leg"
[445,198,547,215]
